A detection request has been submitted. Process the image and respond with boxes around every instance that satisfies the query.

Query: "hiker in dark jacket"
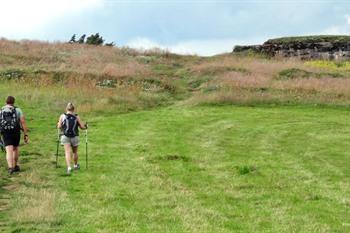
[0,96,29,174]
[57,103,87,174]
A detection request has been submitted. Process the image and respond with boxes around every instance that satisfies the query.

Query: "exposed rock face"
[233,36,350,60]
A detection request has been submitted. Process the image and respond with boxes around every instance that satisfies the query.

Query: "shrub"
[278,68,312,80]
[277,68,344,80]
[86,33,104,46]
[68,33,114,46]
[236,165,256,175]
[0,69,24,79]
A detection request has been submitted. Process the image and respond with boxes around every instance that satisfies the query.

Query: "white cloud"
[126,37,265,56]
[322,26,349,35]
[127,38,161,51]
[346,14,350,25]
[322,14,350,35]
[0,0,103,38]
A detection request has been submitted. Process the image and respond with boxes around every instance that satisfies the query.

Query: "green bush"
[68,33,114,46]
[277,68,344,80]
[236,165,256,175]
[278,68,312,80]
[86,33,104,46]
[0,69,24,79]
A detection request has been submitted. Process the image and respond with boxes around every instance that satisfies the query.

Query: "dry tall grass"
[0,38,149,76]
[187,55,350,106]
[13,187,58,223]
[1,38,350,108]
[0,39,177,113]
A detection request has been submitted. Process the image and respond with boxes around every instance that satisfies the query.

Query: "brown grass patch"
[12,187,58,223]
[188,55,350,106]
[272,77,350,96]
[0,38,150,77]
[1,38,350,108]
[216,72,271,89]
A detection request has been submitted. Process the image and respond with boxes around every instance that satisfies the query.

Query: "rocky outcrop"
[233,36,350,60]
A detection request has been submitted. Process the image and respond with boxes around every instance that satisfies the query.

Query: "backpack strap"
[1,106,17,112]
[12,106,17,119]
[0,106,6,115]
[62,113,69,136]
[1,105,18,119]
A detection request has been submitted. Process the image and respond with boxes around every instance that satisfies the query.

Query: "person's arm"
[57,115,63,129]
[20,116,29,143]
[77,116,87,129]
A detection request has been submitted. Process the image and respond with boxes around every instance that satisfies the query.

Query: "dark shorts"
[2,131,20,147]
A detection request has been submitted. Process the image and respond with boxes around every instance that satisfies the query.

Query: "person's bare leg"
[72,146,78,166]
[13,146,19,167]
[5,145,14,169]
[64,144,72,168]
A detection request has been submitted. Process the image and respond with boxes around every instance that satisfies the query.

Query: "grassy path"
[1,105,350,232]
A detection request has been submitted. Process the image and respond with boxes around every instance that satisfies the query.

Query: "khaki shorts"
[61,135,79,147]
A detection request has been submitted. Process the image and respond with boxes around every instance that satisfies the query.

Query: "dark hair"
[6,96,15,105]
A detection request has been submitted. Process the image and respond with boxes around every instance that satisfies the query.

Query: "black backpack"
[62,113,79,138]
[0,106,19,133]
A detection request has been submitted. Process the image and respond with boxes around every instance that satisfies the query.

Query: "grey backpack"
[62,113,79,137]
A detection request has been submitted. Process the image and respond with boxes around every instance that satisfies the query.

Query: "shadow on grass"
[235,165,257,175]
[147,154,191,163]
[58,173,72,178]
[50,161,63,168]
[21,151,44,157]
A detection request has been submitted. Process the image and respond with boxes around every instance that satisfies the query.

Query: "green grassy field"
[1,39,350,232]
[1,104,349,232]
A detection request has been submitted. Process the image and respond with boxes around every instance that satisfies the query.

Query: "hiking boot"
[8,168,14,175]
[74,164,80,170]
[13,165,20,172]
[67,167,72,175]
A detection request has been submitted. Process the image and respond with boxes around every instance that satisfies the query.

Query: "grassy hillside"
[1,38,350,110]
[0,39,350,232]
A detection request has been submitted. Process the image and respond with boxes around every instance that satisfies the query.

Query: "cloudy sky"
[1,0,350,56]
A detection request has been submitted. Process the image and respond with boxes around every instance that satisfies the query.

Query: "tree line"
[69,33,115,46]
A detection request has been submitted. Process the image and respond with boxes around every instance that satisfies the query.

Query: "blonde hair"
[66,102,75,112]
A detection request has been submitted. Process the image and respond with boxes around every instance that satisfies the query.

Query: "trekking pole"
[56,128,60,168]
[0,136,4,153]
[85,123,88,169]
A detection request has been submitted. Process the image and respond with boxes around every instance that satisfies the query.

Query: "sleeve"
[16,108,23,119]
